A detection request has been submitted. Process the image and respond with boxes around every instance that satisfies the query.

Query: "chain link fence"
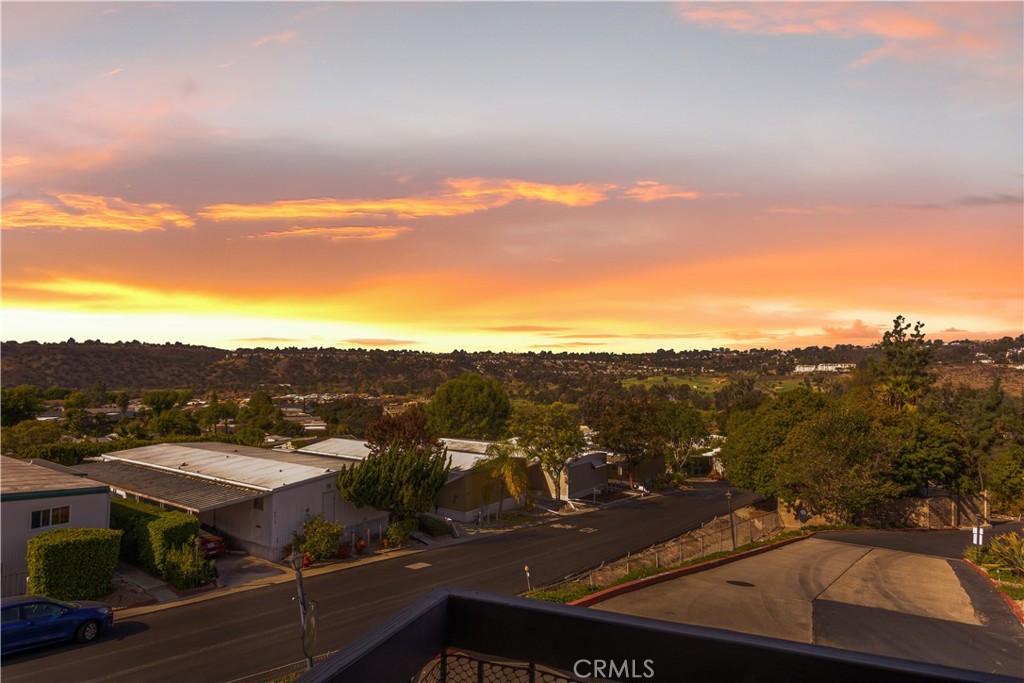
[581,509,782,588]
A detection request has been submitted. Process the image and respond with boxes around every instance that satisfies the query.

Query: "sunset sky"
[3,2,1021,353]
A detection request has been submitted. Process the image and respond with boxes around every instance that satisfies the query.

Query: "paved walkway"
[592,536,1023,676]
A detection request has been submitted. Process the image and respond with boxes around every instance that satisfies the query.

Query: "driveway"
[592,534,1024,676]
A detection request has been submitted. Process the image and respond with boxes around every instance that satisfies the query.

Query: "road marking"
[550,523,575,530]
[580,528,598,534]
[405,562,431,570]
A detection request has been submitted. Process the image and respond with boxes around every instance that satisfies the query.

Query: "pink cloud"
[251,31,298,48]
[625,180,701,202]
[677,3,1018,70]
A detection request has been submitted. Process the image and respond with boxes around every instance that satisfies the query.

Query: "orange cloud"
[481,325,571,333]
[821,319,885,339]
[201,177,613,222]
[250,226,411,241]
[342,338,417,347]
[625,180,701,202]
[2,194,194,232]
[677,3,1012,68]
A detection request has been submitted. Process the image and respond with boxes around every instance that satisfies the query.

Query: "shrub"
[27,528,122,601]
[980,532,1024,578]
[418,514,453,538]
[293,514,344,562]
[163,544,215,590]
[147,512,199,574]
[387,518,418,547]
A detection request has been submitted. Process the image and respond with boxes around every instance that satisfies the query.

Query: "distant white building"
[794,363,856,373]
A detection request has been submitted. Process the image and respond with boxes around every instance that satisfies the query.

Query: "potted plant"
[354,537,367,555]
[336,543,351,559]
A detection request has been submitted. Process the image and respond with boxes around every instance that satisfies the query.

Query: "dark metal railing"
[299,587,1018,683]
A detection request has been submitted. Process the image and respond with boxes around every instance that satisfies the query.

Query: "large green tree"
[775,405,902,523]
[658,400,709,473]
[427,373,511,439]
[510,402,586,502]
[1,385,42,426]
[336,442,451,520]
[587,391,665,486]
[718,389,828,497]
[874,315,933,410]
[365,405,444,458]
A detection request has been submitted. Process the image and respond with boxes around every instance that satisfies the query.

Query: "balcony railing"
[299,587,1017,683]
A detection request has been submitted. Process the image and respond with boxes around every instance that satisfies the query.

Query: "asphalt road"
[1,482,755,683]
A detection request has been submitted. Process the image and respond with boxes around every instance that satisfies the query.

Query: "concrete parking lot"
[592,535,1024,676]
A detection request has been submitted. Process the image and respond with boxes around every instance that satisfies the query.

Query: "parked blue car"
[1,595,113,655]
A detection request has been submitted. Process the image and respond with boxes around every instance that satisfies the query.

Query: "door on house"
[321,491,336,522]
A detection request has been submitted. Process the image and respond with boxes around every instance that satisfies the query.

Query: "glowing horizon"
[2,3,1021,354]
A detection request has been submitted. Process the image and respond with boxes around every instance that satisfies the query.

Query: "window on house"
[253,497,264,511]
[31,505,70,529]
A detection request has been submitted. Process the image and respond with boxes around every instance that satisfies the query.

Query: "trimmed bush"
[110,498,161,566]
[163,544,215,590]
[387,518,418,547]
[110,498,199,575]
[27,528,122,601]
[418,514,452,538]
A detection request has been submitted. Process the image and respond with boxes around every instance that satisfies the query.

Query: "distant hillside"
[1,341,227,390]
[2,336,1020,395]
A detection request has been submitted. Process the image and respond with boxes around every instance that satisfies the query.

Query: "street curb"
[962,559,1024,626]
[568,532,815,607]
[114,494,664,620]
[115,514,561,619]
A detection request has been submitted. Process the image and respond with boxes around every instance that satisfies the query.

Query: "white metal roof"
[297,437,489,483]
[101,443,336,491]
[296,438,371,461]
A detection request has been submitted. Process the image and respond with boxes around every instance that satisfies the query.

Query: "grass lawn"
[621,375,725,393]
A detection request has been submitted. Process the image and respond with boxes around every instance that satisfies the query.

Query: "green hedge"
[148,512,199,574]
[110,498,199,575]
[110,498,161,566]
[27,528,122,601]
[418,514,453,538]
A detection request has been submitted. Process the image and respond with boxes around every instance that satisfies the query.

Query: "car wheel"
[76,620,100,643]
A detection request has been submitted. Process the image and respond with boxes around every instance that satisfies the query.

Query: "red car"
[196,528,226,558]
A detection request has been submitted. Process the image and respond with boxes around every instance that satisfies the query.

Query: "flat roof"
[297,437,487,483]
[77,460,262,513]
[101,443,338,490]
[296,438,371,461]
[1,456,110,502]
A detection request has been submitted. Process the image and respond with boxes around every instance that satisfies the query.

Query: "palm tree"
[474,440,529,524]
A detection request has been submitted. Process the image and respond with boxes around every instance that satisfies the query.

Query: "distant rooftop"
[100,443,337,491]
[1,456,110,501]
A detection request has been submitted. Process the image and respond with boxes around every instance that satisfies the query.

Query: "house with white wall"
[77,442,388,561]
[1,457,111,597]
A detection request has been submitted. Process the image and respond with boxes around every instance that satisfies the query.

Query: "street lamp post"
[726,490,736,551]
[288,552,315,671]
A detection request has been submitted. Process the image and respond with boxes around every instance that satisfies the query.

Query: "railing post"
[477,659,484,683]
[439,649,447,683]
